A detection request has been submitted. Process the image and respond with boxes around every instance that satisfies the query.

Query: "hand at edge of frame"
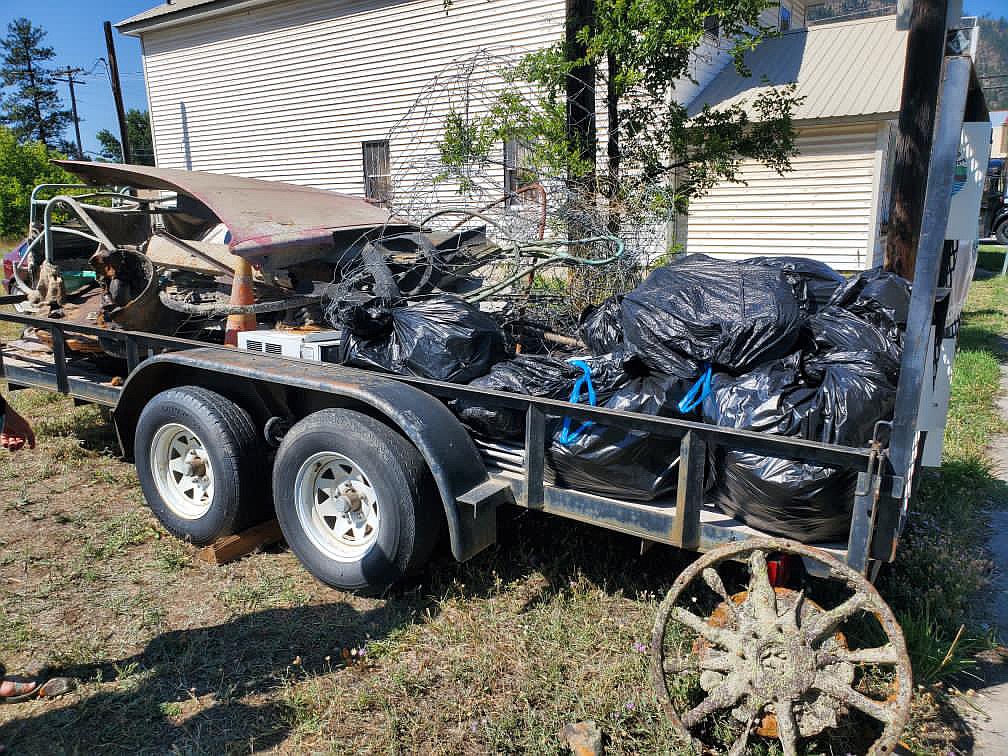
[1,405,36,452]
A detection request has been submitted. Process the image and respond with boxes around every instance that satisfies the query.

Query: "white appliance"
[238,329,343,362]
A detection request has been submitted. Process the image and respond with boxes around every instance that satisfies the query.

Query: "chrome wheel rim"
[294,452,381,562]
[150,423,215,519]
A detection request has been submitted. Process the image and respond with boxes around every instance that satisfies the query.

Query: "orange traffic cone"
[224,257,257,346]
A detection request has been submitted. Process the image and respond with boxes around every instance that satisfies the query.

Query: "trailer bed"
[2,336,122,406]
[0,301,884,576]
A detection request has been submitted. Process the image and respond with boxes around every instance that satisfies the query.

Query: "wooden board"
[145,234,238,276]
[195,519,284,565]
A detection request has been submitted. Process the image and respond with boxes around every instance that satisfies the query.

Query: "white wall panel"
[142,0,567,194]
[686,124,886,270]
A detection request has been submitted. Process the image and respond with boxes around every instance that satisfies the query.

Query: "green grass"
[879,273,1007,628]
[878,271,1008,754]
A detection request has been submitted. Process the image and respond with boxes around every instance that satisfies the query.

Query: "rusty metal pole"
[883,0,949,279]
[104,21,133,164]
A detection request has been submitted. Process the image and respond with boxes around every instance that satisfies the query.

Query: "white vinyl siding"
[685,124,886,271]
[141,0,566,194]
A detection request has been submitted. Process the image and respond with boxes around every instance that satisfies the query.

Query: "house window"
[702,16,719,38]
[504,138,528,202]
[362,140,391,205]
[780,5,792,32]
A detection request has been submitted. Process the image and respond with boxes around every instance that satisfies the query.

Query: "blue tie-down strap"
[558,360,597,446]
[678,364,713,415]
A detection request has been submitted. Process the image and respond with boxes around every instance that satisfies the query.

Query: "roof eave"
[117,0,280,37]
[793,112,899,127]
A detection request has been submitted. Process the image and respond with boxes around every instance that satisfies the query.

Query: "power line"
[53,66,86,158]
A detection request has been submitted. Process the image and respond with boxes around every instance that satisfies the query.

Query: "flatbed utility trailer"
[0,306,881,566]
[0,42,989,756]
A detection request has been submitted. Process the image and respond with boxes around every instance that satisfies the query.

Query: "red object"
[52,160,393,261]
[766,554,795,587]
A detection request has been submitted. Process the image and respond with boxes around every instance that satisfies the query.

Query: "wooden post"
[883,0,949,279]
[104,21,132,164]
[565,0,597,183]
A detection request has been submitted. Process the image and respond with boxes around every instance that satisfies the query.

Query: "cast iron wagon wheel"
[272,409,441,595]
[651,538,912,756]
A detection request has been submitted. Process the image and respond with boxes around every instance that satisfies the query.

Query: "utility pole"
[53,66,86,158]
[104,20,132,164]
[883,0,950,279]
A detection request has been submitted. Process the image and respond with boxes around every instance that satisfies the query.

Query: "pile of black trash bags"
[334,254,911,544]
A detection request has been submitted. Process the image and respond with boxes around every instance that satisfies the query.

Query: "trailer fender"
[113,349,511,561]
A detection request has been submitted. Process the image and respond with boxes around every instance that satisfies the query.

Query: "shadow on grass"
[0,509,697,754]
[0,601,417,753]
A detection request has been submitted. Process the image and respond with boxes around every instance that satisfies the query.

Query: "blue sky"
[1,0,1006,158]
[2,0,152,157]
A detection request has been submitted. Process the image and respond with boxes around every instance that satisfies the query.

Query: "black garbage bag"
[702,354,816,437]
[548,372,697,501]
[703,351,896,543]
[709,452,858,541]
[579,295,624,354]
[743,256,846,313]
[455,351,635,440]
[341,295,507,383]
[337,295,397,340]
[804,306,902,369]
[804,349,898,444]
[827,267,911,344]
[621,254,803,375]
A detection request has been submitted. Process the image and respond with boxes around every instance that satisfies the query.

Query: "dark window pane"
[362,139,391,205]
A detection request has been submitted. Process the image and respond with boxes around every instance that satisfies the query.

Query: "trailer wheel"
[135,386,269,545]
[272,409,439,594]
[651,538,912,756]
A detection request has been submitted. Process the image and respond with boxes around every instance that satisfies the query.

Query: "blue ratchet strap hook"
[678,363,713,415]
[558,359,597,446]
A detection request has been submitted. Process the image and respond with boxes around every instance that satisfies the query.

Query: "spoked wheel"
[651,538,912,756]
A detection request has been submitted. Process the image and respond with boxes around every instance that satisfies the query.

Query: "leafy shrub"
[0,126,75,239]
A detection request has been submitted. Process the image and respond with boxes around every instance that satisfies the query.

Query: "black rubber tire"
[134,386,270,545]
[995,219,1008,247]
[272,409,440,594]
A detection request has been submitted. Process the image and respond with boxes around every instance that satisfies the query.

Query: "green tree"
[0,126,74,238]
[976,14,1008,111]
[442,0,801,217]
[95,109,155,165]
[0,18,69,149]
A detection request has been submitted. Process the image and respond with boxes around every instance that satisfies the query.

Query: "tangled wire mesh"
[324,49,676,339]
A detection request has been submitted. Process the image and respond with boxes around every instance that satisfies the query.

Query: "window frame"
[361,139,392,205]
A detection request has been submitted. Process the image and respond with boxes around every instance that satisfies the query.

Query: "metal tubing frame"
[43,195,118,263]
[874,54,973,562]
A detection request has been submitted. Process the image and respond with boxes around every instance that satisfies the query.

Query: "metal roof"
[117,0,267,35]
[687,15,907,123]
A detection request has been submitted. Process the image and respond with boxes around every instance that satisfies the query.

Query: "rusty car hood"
[55,160,393,258]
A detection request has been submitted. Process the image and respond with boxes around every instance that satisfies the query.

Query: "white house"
[684,15,908,270]
[118,0,910,271]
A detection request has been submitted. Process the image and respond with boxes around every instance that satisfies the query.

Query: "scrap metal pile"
[8,150,909,544]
